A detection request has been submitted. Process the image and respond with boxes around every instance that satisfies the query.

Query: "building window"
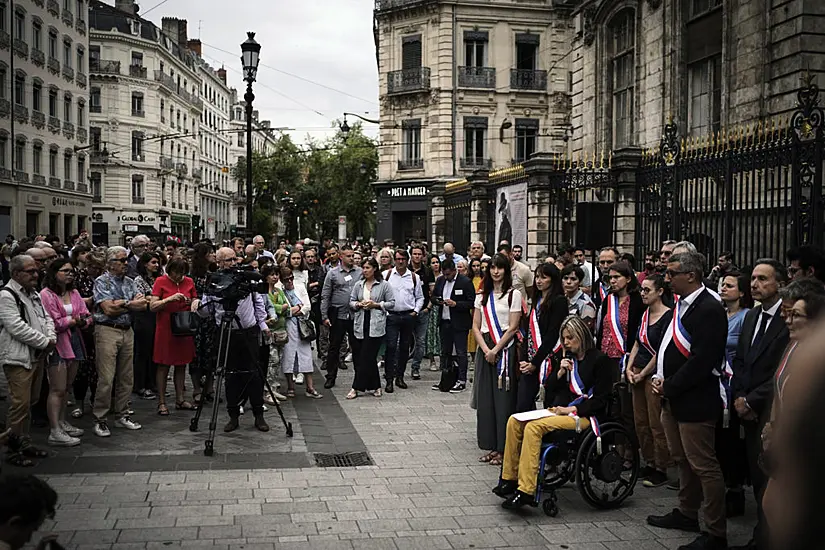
[48,30,57,58]
[91,171,101,201]
[14,9,24,41]
[131,51,143,67]
[0,137,6,170]
[0,66,5,99]
[686,0,722,136]
[63,95,71,122]
[63,153,72,182]
[89,44,99,66]
[32,81,42,111]
[515,34,539,71]
[76,47,83,73]
[609,10,635,148]
[90,126,101,151]
[14,139,25,172]
[49,148,58,177]
[76,0,84,22]
[90,86,100,111]
[76,101,84,126]
[401,34,422,70]
[689,0,722,19]
[400,119,422,169]
[0,2,6,33]
[132,131,144,160]
[237,132,244,147]
[63,39,72,67]
[32,144,42,174]
[160,98,165,122]
[14,73,24,106]
[515,118,538,163]
[77,156,84,184]
[131,92,143,116]
[32,20,41,50]
[132,174,144,201]
[463,117,487,167]
[464,31,487,67]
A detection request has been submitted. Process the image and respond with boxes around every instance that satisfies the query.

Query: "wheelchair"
[533,383,640,516]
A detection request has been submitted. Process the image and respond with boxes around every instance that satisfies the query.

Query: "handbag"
[171,311,201,336]
[297,317,316,341]
[272,329,289,345]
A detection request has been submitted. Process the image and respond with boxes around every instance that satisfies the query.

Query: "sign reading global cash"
[389,186,427,198]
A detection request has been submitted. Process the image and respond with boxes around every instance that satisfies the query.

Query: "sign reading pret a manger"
[389,186,427,198]
[119,213,157,223]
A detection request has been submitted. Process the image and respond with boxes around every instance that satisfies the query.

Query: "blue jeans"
[384,313,416,381]
[410,309,430,372]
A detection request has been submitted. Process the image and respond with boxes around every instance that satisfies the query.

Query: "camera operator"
[199,247,271,433]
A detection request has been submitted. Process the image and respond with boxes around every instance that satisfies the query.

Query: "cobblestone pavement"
[14,361,756,549]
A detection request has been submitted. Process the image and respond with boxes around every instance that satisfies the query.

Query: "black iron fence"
[636,76,825,268]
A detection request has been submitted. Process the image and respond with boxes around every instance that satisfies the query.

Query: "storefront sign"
[171,214,191,225]
[26,194,43,206]
[389,186,427,198]
[92,213,104,222]
[53,197,87,207]
[120,213,157,223]
[123,225,139,232]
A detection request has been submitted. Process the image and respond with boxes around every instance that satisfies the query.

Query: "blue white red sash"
[567,357,603,454]
[638,308,656,356]
[775,340,798,399]
[605,294,629,371]
[528,297,553,403]
[598,282,609,302]
[482,294,513,390]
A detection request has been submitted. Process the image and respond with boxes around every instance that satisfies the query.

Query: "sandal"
[19,445,48,459]
[157,404,170,416]
[489,455,503,466]
[478,451,496,463]
[346,389,358,400]
[71,407,83,419]
[176,401,196,411]
[287,389,296,398]
[6,452,35,467]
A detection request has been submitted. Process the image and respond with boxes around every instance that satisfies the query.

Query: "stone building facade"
[0,0,92,241]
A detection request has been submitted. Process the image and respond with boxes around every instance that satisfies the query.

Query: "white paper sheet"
[512,409,556,422]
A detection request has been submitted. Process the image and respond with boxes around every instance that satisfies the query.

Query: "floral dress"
[73,267,98,389]
[193,274,218,376]
[426,278,442,357]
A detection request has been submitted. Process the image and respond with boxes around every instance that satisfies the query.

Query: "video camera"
[205,266,268,305]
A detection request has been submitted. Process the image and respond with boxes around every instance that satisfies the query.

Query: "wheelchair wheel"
[574,422,639,510]
[542,497,559,517]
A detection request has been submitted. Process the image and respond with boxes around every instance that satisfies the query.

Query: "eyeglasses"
[598,260,614,266]
[395,257,407,261]
[21,268,39,275]
[665,269,689,277]
[785,310,808,322]
[57,268,74,274]
[787,266,801,277]
[110,258,128,264]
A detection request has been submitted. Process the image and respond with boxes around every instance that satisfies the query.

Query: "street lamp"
[340,112,381,137]
[241,31,261,236]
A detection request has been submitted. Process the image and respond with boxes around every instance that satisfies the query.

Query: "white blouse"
[474,288,522,334]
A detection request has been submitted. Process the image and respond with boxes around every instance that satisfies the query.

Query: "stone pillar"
[468,170,490,245]
[524,152,558,267]
[429,182,446,253]
[611,147,643,254]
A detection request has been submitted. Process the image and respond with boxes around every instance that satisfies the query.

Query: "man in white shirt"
[253,235,275,261]
[468,241,491,262]
[498,243,534,303]
[383,249,424,392]
[573,246,594,289]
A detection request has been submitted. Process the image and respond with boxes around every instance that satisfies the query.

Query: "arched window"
[608,9,635,148]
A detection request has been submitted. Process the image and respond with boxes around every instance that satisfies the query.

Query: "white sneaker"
[239,405,245,415]
[94,421,111,437]
[295,373,305,385]
[262,404,269,412]
[116,417,142,430]
[345,353,353,362]
[48,430,81,447]
[273,391,287,401]
[429,358,440,371]
[59,420,84,437]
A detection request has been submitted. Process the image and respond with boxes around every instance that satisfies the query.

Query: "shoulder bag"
[171,311,201,337]
[298,317,316,341]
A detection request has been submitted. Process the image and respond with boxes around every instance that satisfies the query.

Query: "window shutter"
[402,35,422,70]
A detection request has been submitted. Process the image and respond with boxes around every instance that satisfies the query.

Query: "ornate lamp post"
[340,112,381,137]
[241,32,261,236]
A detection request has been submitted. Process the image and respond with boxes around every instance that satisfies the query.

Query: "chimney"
[161,17,187,49]
[252,110,259,121]
[217,67,227,84]
[187,39,202,57]
[115,0,136,15]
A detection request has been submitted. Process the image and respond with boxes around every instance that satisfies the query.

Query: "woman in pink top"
[40,258,93,447]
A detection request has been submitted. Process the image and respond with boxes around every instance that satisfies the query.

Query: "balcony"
[77,127,87,143]
[460,157,493,170]
[176,163,188,176]
[48,116,61,133]
[90,60,121,75]
[33,0,45,7]
[31,111,46,129]
[63,121,75,139]
[387,67,430,95]
[132,109,145,118]
[510,69,547,91]
[62,9,74,27]
[178,87,194,104]
[62,65,75,81]
[90,104,101,113]
[77,182,88,193]
[191,97,204,111]
[154,70,176,93]
[133,197,145,205]
[33,174,46,186]
[13,104,29,123]
[374,0,435,12]
[0,168,10,182]
[49,176,61,188]
[64,180,74,191]
[13,39,28,59]
[93,194,101,203]
[76,72,87,88]
[0,99,9,119]
[0,30,10,50]
[90,150,107,164]
[191,167,203,179]
[31,48,45,66]
[47,0,59,16]
[398,158,424,170]
[14,171,29,184]
[76,19,86,35]
[129,65,147,78]
[458,66,496,89]
[160,156,175,170]
[47,57,60,75]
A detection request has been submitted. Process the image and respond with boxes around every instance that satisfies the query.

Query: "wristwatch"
[124,300,131,309]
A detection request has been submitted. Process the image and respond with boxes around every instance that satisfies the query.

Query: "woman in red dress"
[151,257,200,415]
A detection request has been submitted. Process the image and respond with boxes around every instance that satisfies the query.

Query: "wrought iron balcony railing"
[176,163,188,176]
[132,109,145,118]
[64,180,74,191]
[90,104,101,113]
[0,30,10,50]
[374,0,436,12]
[49,176,61,188]
[0,168,10,182]
[133,196,145,204]
[397,158,424,170]
[76,72,87,88]
[47,0,59,17]
[31,48,45,66]
[129,65,147,78]
[33,174,46,186]
[191,97,204,111]
[13,39,28,59]
[458,66,496,89]
[62,65,75,81]
[63,122,75,139]
[154,70,176,93]
[460,157,493,170]
[62,9,74,27]
[13,171,29,184]
[0,99,10,119]
[510,69,548,91]
[48,116,61,133]
[387,67,431,95]
[47,57,60,75]
[93,194,101,203]
[90,60,121,75]
[191,167,203,179]
[76,19,86,35]
[31,111,46,129]
[77,182,88,193]
[160,156,175,170]
[77,127,87,143]
[13,104,29,123]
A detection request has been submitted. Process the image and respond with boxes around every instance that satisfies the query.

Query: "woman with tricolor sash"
[518,263,567,412]
[474,253,523,466]
[624,273,673,488]
[493,315,614,509]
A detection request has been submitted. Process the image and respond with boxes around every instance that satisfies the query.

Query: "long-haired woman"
[519,262,567,412]
[426,255,443,370]
[473,253,522,466]
[190,242,217,406]
[70,248,105,418]
[467,258,484,357]
[133,252,161,400]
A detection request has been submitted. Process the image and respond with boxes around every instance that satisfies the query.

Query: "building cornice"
[90,30,201,81]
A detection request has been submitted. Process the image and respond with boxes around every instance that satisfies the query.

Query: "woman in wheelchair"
[493,315,615,509]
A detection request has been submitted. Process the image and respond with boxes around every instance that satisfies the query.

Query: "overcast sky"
[137,0,380,145]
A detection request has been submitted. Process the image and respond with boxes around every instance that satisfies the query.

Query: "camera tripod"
[189,302,293,457]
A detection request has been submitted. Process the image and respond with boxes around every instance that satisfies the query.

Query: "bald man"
[200,247,270,432]
[439,243,465,264]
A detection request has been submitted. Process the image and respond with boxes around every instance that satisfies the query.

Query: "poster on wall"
[495,182,527,249]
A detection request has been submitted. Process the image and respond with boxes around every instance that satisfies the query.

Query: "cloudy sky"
[137,0,380,144]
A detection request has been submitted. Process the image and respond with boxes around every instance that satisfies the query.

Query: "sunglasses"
[283,276,294,281]
[110,258,128,264]
[57,268,74,274]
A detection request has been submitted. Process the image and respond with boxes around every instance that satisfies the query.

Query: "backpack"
[0,286,27,336]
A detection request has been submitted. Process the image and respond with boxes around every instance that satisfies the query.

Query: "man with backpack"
[0,255,56,467]
[383,248,425,392]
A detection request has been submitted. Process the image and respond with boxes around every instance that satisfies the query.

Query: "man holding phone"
[431,259,476,393]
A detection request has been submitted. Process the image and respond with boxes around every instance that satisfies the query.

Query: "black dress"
[352,309,382,392]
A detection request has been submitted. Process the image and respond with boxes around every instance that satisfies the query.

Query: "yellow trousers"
[501,414,590,495]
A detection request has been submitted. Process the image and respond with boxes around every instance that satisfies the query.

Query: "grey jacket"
[349,279,395,339]
[0,279,56,369]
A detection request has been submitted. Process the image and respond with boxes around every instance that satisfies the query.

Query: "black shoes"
[679,533,728,550]
[647,509,701,532]
[254,415,270,432]
[501,490,537,510]
[449,382,466,393]
[323,378,335,389]
[643,470,670,488]
[411,370,421,380]
[385,381,394,393]
[223,417,239,432]
[492,480,517,498]
[639,465,656,479]
[725,489,745,518]
[395,377,408,389]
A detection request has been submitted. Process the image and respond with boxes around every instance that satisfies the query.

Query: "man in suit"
[431,259,476,393]
[647,251,728,550]
[730,259,789,550]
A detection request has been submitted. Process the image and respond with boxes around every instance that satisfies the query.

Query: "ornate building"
[87,0,203,245]
[0,0,92,241]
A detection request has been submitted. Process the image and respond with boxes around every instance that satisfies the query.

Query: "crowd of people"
[2,230,825,550]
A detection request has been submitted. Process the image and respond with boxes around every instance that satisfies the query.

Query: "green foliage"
[233,124,377,241]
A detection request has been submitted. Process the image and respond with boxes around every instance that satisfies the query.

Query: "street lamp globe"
[241,31,261,83]
[340,116,351,137]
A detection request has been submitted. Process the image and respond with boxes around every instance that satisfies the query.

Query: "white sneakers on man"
[116,417,142,430]
[48,430,80,447]
[59,420,84,437]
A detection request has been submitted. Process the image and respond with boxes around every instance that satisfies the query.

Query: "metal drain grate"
[313,451,373,468]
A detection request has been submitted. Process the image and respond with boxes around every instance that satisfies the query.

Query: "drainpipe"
[10,0,16,231]
[451,3,457,177]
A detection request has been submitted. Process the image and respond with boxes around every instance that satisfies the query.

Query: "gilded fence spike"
[609,150,613,169]
[599,149,605,169]
[591,149,597,169]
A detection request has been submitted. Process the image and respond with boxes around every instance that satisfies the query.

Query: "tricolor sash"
[637,308,656,356]
[567,357,603,454]
[598,282,609,302]
[528,296,563,403]
[775,340,798,399]
[482,293,514,390]
[605,294,630,371]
